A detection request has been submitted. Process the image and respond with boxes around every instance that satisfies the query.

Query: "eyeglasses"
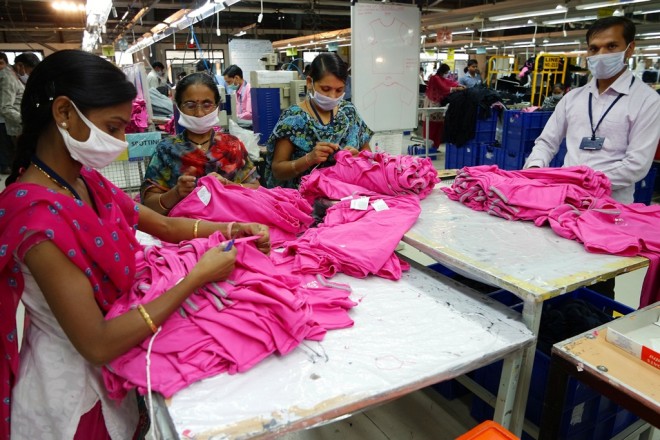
[180,100,218,112]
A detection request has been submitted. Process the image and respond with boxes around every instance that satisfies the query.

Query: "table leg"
[425,113,430,158]
[538,352,570,440]
[509,298,543,436]
[493,351,524,429]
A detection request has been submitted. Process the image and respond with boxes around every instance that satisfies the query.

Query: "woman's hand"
[209,172,233,185]
[190,246,237,285]
[345,146,359,156]
[176,166,198,199]
[308,142,339,165]
[236,223,271,255]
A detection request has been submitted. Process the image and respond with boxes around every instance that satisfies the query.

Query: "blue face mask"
[226,84,238,93]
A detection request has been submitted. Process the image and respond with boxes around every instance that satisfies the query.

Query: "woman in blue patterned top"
[265,53,373,188]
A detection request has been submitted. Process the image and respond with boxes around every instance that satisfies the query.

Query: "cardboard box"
[606,305,660,371]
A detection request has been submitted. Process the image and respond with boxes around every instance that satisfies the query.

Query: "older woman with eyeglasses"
[141,72,260,214]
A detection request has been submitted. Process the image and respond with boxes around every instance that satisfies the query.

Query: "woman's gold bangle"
[290,158,297,174]
[305,154,312,167]
[158,193,171,212]
[193,219,201,239]
[137,304,158,334]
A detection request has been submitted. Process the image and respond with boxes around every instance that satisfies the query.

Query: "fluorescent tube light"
[634,8,660,13]
[542,40,580,46]
[490,5,567,21]
[451,29,474,35]
[543,15,597,24]
[480,23,536,32]
[576,0,650,10]
[502,44,535,48]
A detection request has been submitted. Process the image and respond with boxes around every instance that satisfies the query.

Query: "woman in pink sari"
[0,50,270,440]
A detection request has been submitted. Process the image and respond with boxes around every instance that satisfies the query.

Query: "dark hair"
[0,52,7,64]
[195,59,211,72]
[152,61,164,70]
[309,52,348,83]
[467,59,478,68]
[156,85,170,96]
[303,64,311,75]
[586,17,636,45]
[222,64,243,79]
[7,50,137,184]
[14,52,40,68]
[438,63,451,75]
[552,83,566,91]
[174,72,220,107]
[176,71,187,80]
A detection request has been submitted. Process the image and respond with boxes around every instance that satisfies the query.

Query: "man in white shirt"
[147,61,166,90]
[525,16,660,204]
[525,16,660,299]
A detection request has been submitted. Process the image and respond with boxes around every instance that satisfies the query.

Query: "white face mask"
[19,74,28,83]
[587,44,629,80]
[309,81,345,111]
[178,108,219,134]
[57,101,128,169]
[552,93,563,100]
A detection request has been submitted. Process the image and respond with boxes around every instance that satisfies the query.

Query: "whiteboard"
[351,1,420,132]
[227,39,273,84]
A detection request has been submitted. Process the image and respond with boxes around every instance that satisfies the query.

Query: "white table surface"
[403,187,649,303]
[153,264,534,440]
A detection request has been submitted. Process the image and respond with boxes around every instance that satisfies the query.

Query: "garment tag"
[372,199,390,211]
[350,196,369,210]
[579,137,604,150]
[196,185,211,206]
[340,194,355,201]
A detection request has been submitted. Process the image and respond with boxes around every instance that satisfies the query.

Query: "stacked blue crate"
[501,110,553,170]
[469,288,639,440]
[251,88,282,145]
[633,165,657,205]
[549,139,567,168]
[479,142,505,167]
[445,108,499,169]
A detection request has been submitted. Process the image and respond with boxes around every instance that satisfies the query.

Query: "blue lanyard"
[588,76,634,141]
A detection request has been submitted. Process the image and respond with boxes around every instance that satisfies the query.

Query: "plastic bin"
[469,287,638,440]
[407,144,438,160]
[445,141,482,169]
[549,139,567,168]
[456,420,519,440]
[473,108,499,144]
[501,110,553,170]
[633,165,657,205]
[480,142,505,168]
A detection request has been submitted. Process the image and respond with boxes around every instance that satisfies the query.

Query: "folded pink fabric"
[169,175,314,246]
[102,232,356,399]
[443,165,659,307]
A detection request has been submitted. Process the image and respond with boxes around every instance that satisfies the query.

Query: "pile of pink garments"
[103,232,356,399]
[443,165,660,307]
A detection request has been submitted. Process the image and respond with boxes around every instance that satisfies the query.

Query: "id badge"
[579,137,605,150]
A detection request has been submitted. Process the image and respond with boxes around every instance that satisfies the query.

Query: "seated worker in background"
[149,85,174,118]
[147,61,166,89]
[264,52,373,189]
[222,64,252,128]
[524,16,660,298]
[0,49,270,440]
[541,83,565,110]
[423,63,465,148]
[459,59,483,88]
[141,73,260,215]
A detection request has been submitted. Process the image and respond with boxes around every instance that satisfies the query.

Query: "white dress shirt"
[525,69,660,203]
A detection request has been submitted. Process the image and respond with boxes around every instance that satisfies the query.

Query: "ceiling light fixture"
[543,15,597,24]
[633,8,660,14]
[489,5,567,21]
[543,40,581,46]
[480,23,536,32]
[576,0,650,10]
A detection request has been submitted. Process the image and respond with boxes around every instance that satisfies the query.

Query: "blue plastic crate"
[445,141,481,169]
[480,142,505,167]
[502,110,553,170]
[549,139,568,168]
[469,287,637,439]
[251,88,282,145]
[407,145,438,160]
[472,108,499,143]
[633,165,657,205]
